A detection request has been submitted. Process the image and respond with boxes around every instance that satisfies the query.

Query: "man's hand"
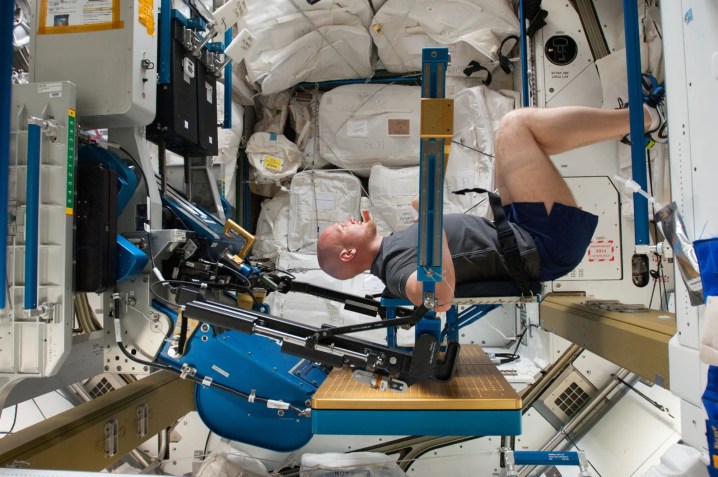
[404,230,456,312]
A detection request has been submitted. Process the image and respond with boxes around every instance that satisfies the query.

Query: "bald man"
[318,104,664,311]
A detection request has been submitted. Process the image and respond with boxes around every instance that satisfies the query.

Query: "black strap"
[452,188,535,295]
[498,35,519,74]
[462,61,492,86]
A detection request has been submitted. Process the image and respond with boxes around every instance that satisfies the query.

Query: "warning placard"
[587,240,616,263]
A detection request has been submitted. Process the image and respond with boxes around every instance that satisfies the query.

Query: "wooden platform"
[312,345,522,436]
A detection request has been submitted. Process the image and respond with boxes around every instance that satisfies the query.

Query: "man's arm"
[404,197,456,312]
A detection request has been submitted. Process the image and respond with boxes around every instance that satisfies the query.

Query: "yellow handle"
[223,219,256,260]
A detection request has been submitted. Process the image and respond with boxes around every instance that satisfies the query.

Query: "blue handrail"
[223,28,233,129]
[623,0,649,246]
[0,0,13,309]
[158,0,172,85]
[519,0,529,106]
[25,123,42,310]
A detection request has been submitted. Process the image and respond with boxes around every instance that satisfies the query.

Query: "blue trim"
[25,124,42,310]
[513,451,581,466]
[223,29,233,129]
[0,0,13,309]
[313,409,521,436]
[622,0,649,246]
[171,10,205,30]
[158,0,172,85]
[519,0,529,107]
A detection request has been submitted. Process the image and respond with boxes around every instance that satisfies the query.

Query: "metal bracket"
[104,419,119,458]
[137,404,149,438]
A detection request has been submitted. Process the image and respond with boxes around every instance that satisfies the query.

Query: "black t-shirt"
[370,214,539,298]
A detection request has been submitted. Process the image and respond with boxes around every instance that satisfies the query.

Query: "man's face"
[327,217,377,248]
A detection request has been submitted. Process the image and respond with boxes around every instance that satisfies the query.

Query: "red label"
[587,240,616,262]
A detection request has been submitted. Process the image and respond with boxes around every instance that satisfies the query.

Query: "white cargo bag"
[368,165,419,236]
[244,3,374,95]
[289,90,329,169]
[252,191,290,262]
[263,252,387,344]
[444,85,515,216]
[287,170,362,253]
[319,84,421,176]
[370,0,519,75]
[300,452,406,477]
[246,132,302,182]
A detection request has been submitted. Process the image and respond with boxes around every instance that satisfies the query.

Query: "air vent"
[533,366,597,429]
[554,382,590,418]
[83,373,126,399]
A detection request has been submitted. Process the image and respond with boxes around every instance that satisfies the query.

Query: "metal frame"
[0,372,194,471]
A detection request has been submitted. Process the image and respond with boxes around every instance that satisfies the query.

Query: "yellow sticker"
[138,0,155,36]
[263,155,283,172]
[713,454,718,468]
[37,0,123,35]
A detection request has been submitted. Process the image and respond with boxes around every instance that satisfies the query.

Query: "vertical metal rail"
[223,28,233,129]
[0,0,14,310]
[24,123,42,310]
[622,0,649,246]
[158,0,172,85]
[519,0,529,107]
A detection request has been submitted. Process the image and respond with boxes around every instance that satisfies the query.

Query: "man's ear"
[339,248,356,262]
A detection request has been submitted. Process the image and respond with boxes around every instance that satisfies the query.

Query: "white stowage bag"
[263,252,387,343]
[370,0,519,76]
[194,446,269,477]
[252,191,290,262]
[319,84,421,176]
[289,90,330,169]
[246,132,302,183]
[368,165,419,237]
[300,452,406,477]
[444,85,515,216]
[287,170,362,253]
[244,1,374,95]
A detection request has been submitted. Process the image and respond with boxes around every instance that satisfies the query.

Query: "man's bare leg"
[494,106,652,211]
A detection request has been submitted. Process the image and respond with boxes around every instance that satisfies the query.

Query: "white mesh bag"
[370,0,519,75]
[246,132,302,182]
[287,170,362,253]
[319,84,421,176]
[244,2,374,95]
[252,191,290,262]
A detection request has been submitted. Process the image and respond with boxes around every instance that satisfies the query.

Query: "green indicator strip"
[66,109,76,215]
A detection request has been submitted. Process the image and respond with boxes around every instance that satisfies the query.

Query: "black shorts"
[504,202,599,281]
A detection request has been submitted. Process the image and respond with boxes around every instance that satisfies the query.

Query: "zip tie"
[267,399,290,410]
[248,389,256,403]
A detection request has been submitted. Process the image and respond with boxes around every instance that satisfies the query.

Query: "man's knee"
[499,108,532,134]
[497,108,533,147]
